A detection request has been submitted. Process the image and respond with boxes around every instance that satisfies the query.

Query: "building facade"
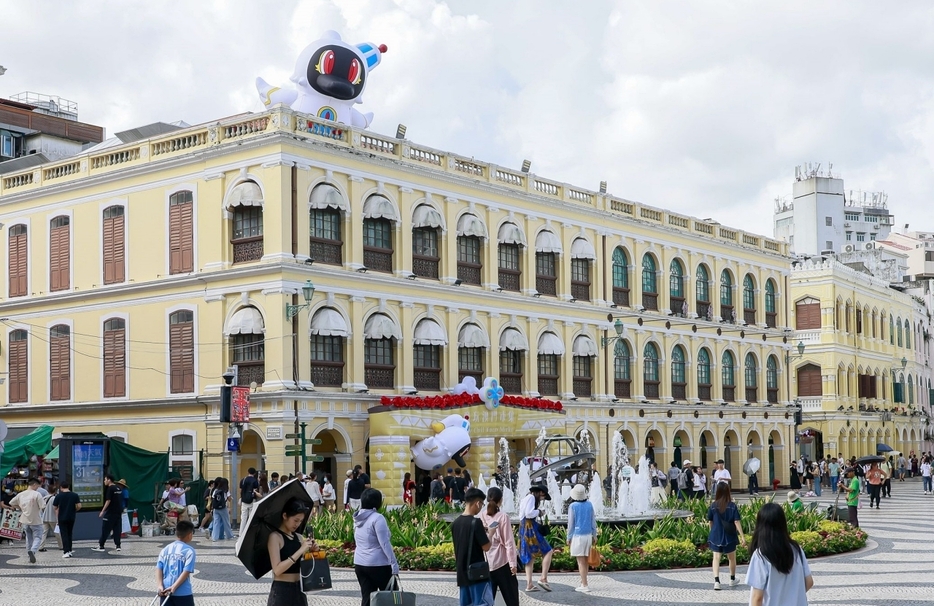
[789,257,932,460]
[0,105,798,503]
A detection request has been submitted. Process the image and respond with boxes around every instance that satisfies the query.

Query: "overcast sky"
[3,0,934,238]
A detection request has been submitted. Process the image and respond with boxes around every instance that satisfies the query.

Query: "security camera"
[222,368,236,386]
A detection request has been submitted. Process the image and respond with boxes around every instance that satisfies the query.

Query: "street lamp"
[285,280,316,318]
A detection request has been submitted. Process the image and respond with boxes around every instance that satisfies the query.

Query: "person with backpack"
[676,460,694,501]
[210,477,233,542]
[239,468,260,531]
[430,473,446,503]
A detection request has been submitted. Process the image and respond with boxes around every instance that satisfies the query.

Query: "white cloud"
[4,0,934,237]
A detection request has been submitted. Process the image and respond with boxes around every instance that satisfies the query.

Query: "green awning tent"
[108,440,169,524]
[45,445,59,460]
[0,425,54,478]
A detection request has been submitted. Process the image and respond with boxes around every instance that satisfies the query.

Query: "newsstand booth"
[58,433,111,540]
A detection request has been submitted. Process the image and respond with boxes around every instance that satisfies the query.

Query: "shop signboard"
[231,387,250,422]
[0,509,23,540]
[72,442,105,509]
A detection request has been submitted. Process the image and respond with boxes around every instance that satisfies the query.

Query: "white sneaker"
[714,581,721,590]
[730,578,740,587]
[575,586,591,593]
[91,547,105,553]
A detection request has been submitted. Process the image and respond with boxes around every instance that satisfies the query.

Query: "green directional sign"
[285,433,302,439]
[284,447,303,456]
[306,439,322,445]
[306,455,324,462]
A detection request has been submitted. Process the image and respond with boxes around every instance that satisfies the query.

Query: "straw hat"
[570,484,588,502]
[116,478,129,489]
[786,490,800,502]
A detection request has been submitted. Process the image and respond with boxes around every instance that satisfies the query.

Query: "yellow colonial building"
[0,105,799,504]
[789,257,931,460]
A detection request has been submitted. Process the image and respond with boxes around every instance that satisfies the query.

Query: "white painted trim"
[98,198,128,287]
[106,431,129,443]
[45,317,75,404]
[223,173,266,209]
[4,217,31,300]
[164,304,199,397]
[100,311,131,401]
[168,428,198,478]
[46,209,74,295]
[164,184,200,277]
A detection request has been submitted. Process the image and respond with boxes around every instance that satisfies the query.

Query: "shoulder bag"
[466,518,490,582]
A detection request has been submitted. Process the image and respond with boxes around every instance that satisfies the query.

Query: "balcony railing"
[766,312,777,329]
[457,263,481,285]
[498,269,520,292]
[311,362,343,387]
[310,238,342,265]
[672,383,686,400]
[458,370,483,384]
[767,388,779,404]
[697,301,712,321]
[365,365,394,389]
[538,377,559,396]
[414,368,441,391]
[501,374,522,394]
[723,386,735,402]
[536,275,557,296]
[232,237,263,263]
[642,292,658,311]
[613,287,630,307]
[721,304,735,323]
[236,363,265,386]
[645,381,660,399]
[615,380,631,399]
[413,255,439,279]
[573,378,592,398]
[746,387,758,403]
[571,282,590,301]
[363,247,393,273]
[698,384,711,401]
[671,296,685,316]
[744,309,756,326]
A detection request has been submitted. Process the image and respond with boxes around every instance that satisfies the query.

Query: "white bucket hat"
[570,484,588,502]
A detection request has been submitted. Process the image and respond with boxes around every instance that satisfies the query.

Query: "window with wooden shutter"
[49,216,70,292]
[103,318,126,398]
[102,206,126,285]
[8,224,28,297]
[49,324,70,401]
[795,300,821,330]
[169,191,194,274]
[8,329,28,403]
[169,310,194,394]
[796,364,822,397]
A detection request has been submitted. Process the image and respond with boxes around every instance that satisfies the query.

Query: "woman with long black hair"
[706,482,745,590]
[479,486,519,606]
[266,497,316,606]
[746,502,814,605]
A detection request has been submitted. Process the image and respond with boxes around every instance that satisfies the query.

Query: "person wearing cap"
[785,491,804,513]
[518,484,553,592]
[713,459,732,487]
[566,484,596,593]
[841,467,860,528]
[676,461,694,501]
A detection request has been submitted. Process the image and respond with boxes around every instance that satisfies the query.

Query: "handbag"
[538,519,552,538]
[588,546,601,568]
[370,575,416,606]
[466,518,491,582]
[300,551,332,592]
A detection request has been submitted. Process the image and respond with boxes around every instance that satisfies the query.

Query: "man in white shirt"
[304,472,323,515]
[921,458,932,494]
[713,459,732,487]
[3,478,46,563]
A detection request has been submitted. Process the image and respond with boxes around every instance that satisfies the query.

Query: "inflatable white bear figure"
[256,30,387,128]
[411,414,472,470]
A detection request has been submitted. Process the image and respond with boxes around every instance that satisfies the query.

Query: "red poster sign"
[232,386,251,422]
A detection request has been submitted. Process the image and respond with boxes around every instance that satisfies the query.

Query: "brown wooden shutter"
[103,213,125,284]
[797,364,822,397]
[49,327,70,401]
[50,222,70,292]
[170,313,194,393]
[103,323,126,398]
[8,332,27,403]
[795,302,820,330]
[169,194,194,274]
[8,228,27,297]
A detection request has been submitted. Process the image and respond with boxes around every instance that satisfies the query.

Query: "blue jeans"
[459,581,493,606]
[211,508,233,541]
[830,475,838,492]
[924,476,932,492]
[814,479,821,496]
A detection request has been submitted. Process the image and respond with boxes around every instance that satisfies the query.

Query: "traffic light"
[794,409,803,426]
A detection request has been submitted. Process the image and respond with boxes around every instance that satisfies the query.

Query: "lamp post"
[784,341,805,456]
[286,280,316,318]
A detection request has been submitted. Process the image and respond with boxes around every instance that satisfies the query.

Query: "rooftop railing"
[0,106,787,256]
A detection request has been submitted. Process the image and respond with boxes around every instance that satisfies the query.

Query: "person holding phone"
[479,487,518,606]
[266,497,316,606]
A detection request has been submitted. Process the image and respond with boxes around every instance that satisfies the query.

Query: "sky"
[3,0,934,238]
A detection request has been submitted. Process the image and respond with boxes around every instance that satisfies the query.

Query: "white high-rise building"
[773,165,894,257]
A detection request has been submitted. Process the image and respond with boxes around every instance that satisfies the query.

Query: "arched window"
[309,184,346,266]
[412,204,443,279]
[720,270,734,323]
[855,305,863,335]
[721,350,735,402]
[696,264,711,320]
[8,329,28,403]
[497,222,525,292]
[229,307,265,387]
[744,353,758,403]
[612,248,630,307]
[535,229,561,296]
[169,190,194,274]
[697,348,711,401]
[8,224,28,297]
[908,374,914,405]
[229,181,264,263]
[457,323,488,384]
[310,307,347,387]
[766,356,779,403]
[765,279,777,328]
[890,315,895,345]
[102,206,126,285]
[797,363,822,397]
[670,259,685,316]
[642,254,658,311]
[671,345,686,400]
[50,215,71,291]
[169,311,194,394]
[537,331,563,396]
[103,318,126,398]
[643,342,660,399]
[456,213,487,286]
[897,318,903,347]
[743,274,756,326]
[499,328,527,394]
[413,319,446,391]
[905,320,911,349]
[364,314,398,389]
[614,340,632,399]
[50,324,71,401]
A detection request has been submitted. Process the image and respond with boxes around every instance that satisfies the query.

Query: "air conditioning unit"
[844,244,854,253]
[865,242,874,250]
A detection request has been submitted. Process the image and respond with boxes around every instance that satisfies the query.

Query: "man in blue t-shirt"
[156,520,197,606]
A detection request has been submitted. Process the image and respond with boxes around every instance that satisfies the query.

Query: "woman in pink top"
[479,486,519,606]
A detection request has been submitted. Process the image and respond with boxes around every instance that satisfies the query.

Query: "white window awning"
[364,313,401,340]
[309,184,349,213]
[570,238,596,260]
[412,204,445,230]
[310,307,349,337]
[226,307,265,335]
[538,331,565,356]
[497,221,527,247]
[456,213,488,239]
[362,194,400,223]
[458,323,490,349]
[499,327,529,352]
[413,318,448,346]
[227,181,264,208]
[572,334,598,357]
[535,230,562,254]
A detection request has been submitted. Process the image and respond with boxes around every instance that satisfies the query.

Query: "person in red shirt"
[865,462,886,509]
[402,473,415,507]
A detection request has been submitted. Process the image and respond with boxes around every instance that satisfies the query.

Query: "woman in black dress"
[789,460,802,489]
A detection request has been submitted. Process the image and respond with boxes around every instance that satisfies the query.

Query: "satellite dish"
[0,419,8,442]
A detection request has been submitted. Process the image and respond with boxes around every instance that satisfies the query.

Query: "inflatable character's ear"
[430,421,445,433]
[453,446,470,468]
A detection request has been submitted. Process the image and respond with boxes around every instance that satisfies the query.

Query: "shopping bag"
[301,552,332,592]
[370,576,416,606]
[122,512,131,533]
[588,546,601,568]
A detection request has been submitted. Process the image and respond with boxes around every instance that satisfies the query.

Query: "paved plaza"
[1,480,932,606]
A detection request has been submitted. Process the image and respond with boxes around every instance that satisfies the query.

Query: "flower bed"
[310,498,866,572]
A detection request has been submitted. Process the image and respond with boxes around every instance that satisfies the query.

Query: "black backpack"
[430,479,445,500]
[211,489,226,511]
